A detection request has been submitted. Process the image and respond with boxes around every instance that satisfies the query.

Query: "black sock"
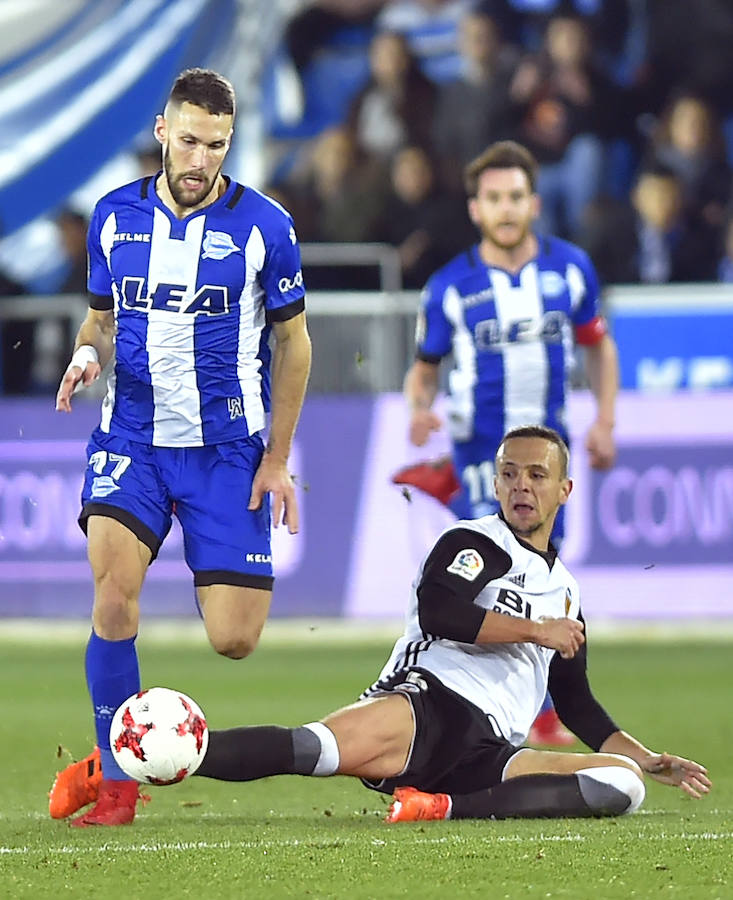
[196,726,295,781]
[450,774,596,820]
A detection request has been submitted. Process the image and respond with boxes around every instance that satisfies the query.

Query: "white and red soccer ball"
[110,687,209,785]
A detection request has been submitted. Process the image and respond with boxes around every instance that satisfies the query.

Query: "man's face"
[155,101,233,209]
[494,437,571,543]
[468,167,538,251]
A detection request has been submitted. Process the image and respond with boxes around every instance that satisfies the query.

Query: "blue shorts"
[452,435,565,541]
[80,428,273,589]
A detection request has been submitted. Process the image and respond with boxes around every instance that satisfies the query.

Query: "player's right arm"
[416,528,585,657]
[404,359,441,445]
[55,308,115,412]
[404,277,453,445]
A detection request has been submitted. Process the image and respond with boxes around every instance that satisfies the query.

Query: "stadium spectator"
[347,31,437,160]
[631,164,717,283]
[581,164,720,285]
[431,10,516,190]
[643,92,731,234]
[192,427,711,823]
[643,0,733,121]
[376,145,473,287]
[376,0,480,83]
[289,126,388,245]
[507,13,622,239]
[48,68,311,828]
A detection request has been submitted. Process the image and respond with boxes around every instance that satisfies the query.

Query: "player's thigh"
[322,694,414,779]
[505,748,643,780]
[86,516,152,637]
[196,583,271,658]
[175,438,274,589]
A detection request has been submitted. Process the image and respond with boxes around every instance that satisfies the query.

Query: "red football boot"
[391,456,460,507]
[528,708,576,747]
[69,779,149,827]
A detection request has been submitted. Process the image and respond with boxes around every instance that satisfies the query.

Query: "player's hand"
[55,360,102,412]
[249,451,299,534]
[641,752,712,799]
[585,420,615,469]
[409,409,442,446]
[535,616,585,659]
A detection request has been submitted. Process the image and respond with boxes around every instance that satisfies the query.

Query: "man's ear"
[559,477,573,505]
[467,197,479,226]
[153,114,166,146]
[530,191,541,221]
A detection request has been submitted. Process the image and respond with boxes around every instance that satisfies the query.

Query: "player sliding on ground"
[52,427,710,823]
[191,426,709,822]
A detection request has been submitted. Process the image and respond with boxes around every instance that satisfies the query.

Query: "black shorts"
[362,667,519,796]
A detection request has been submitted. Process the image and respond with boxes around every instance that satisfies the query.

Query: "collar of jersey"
[150,174,237,223]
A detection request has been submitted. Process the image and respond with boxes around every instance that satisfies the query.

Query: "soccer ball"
[110,687,209,785]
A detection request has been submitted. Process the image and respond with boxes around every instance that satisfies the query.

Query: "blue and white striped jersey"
[416,235,602,445]
[87,175,305,447]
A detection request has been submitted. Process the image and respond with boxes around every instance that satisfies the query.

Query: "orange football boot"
[385,786,451,823]
[49,747,102,819]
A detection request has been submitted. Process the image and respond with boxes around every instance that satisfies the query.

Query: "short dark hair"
[496,425,570,478]
[168,68,235,116]
[464,140,538,196]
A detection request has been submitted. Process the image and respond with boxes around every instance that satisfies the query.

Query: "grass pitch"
[0,623,730,899]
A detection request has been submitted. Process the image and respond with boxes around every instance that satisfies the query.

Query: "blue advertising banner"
[606,287,733,390]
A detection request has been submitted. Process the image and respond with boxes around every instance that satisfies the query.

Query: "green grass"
[0,629,731,899]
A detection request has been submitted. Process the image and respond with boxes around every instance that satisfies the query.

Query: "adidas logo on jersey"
[505,572,526,588]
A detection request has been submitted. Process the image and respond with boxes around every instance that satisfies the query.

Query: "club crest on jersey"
[201,230,241,260]
[90,475,121,498]
[447,549,484,581]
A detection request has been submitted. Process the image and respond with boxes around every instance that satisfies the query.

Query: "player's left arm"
[581,332,618,469]
[249,310,312,533]
[549,619,711,799]
[598,732,711,798]
[570,251,619,469]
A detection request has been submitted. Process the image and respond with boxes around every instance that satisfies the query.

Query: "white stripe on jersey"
[490,265,547,431]
[443,285,477,441]
[566,262,586,312]
[147,209,205,445]
[99,212,118,435]
[238,226,267,433]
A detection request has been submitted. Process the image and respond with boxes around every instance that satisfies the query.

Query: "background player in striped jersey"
[393,140,619,745]
[190,426,710,821]
[49,69,312,827]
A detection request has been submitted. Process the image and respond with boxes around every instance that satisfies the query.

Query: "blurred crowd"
[267,0,733,289]
[3,0,733,394]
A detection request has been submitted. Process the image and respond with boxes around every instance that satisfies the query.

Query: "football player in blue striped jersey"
[394,140,619,746]
[50,68,311,827]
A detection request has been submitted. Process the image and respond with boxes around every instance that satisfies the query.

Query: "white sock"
[576,765,645,815]
[302,722,340,776]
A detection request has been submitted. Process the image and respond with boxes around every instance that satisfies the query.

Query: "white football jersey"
[370,514,581,746]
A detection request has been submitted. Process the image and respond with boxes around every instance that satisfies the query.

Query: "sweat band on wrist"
[69,345,99,371]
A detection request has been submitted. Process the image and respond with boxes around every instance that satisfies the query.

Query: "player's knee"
[576,765,646,816]
[92,581,139,636]
[209,632,259,659]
